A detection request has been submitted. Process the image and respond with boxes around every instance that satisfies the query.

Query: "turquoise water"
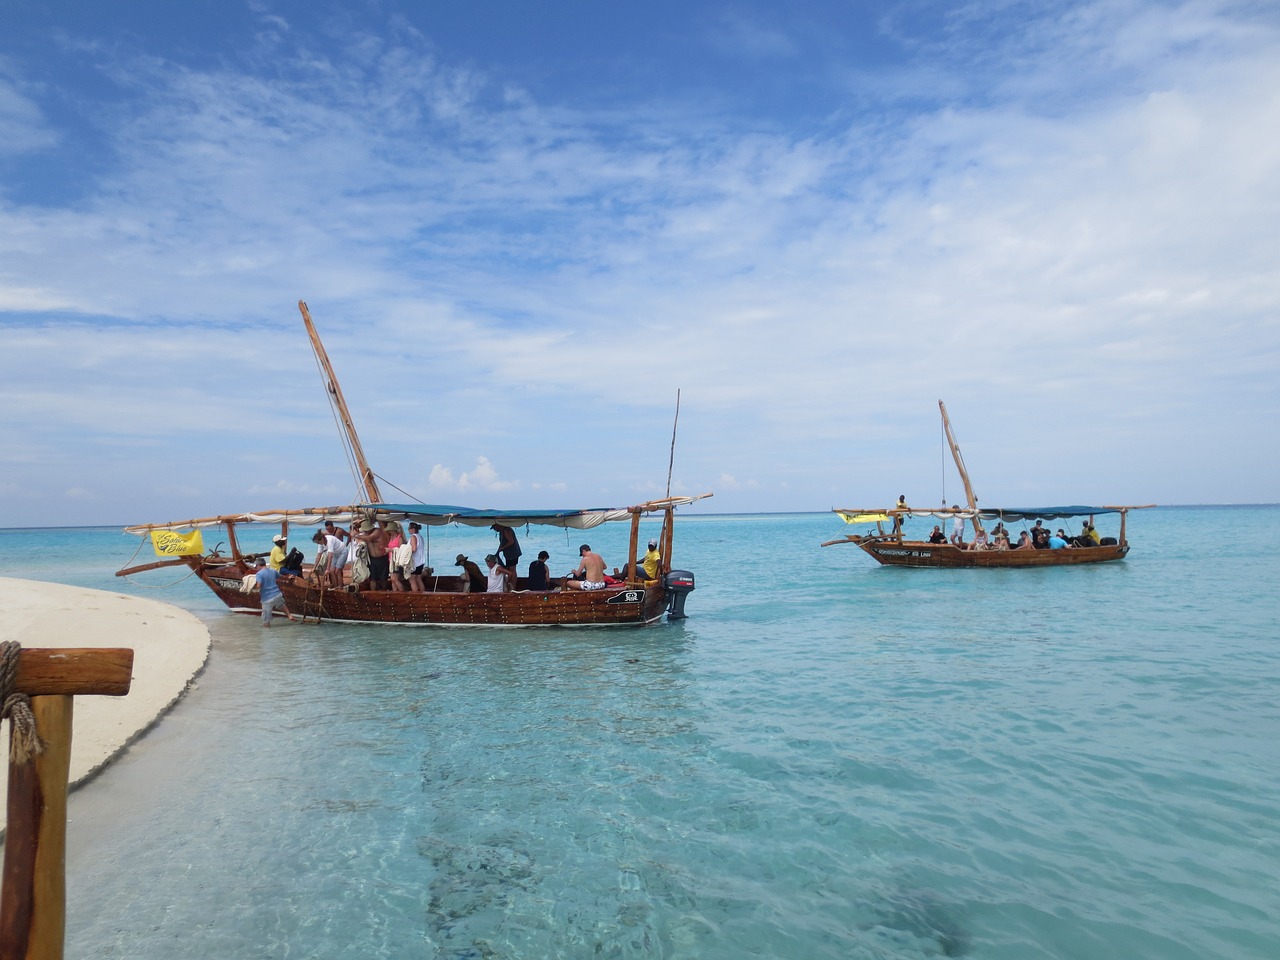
[2,508,1278,959]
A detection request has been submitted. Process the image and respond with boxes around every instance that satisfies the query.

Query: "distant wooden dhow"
[822,401,1153,568]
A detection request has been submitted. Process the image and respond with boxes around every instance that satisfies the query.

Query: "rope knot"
[0,641,45,764]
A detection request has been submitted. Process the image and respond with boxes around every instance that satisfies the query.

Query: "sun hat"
[455,554,468,565]
[272,534,286,544]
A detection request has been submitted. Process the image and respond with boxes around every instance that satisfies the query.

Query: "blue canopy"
[978,506,1121,522]
[124,494,712,534]
[365,502,631,530]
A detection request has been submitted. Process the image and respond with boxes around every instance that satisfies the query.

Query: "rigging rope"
[0,641,45,764]
[310,344,368,504]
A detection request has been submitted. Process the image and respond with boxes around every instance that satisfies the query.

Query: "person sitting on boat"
[527,550,553,591]
[1048,529,1069,549]
[1077,518,1100,546]
[993,528,1011,550]
[973,528,990,549]
[269,533,288,571]
[484,554,515,593]
[949,506,965,546]
[353,520,390,590]
[565,544,608,591]
[928,525,947,544]
[1014,530,1032,549]
[615,539,662,581]
[1031,520,1050,549]
[455,554,486,593]
[640,539,662,579]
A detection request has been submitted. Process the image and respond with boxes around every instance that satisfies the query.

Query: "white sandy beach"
[0,577,210,814]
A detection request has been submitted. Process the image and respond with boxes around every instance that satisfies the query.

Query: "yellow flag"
[837,511,890,524]
[150,529,205,557]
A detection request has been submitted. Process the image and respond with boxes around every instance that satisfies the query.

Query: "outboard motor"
[664,569,696,620]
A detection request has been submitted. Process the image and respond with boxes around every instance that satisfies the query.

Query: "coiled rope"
[0,641,45,764]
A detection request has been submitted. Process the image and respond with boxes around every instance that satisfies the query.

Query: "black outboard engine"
[665,569,696,620]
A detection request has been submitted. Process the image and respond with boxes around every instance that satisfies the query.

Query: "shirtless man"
[565,543,607,591]
[352,519,390,590]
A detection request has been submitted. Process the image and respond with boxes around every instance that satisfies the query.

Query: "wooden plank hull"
[160,556,674,625]
[193,560,264,612]
[858,539,1129,568]
[277,578,668,627]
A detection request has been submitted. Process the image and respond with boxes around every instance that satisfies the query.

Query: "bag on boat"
[240,574,258,594]
[351,542,371,585]
[392,541,413,572]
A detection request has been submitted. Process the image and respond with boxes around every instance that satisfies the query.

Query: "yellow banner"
[150,529,205,557]
[837,511,890,524]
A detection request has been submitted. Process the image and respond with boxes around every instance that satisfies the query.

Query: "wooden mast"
[939,400,985,536]
[298,301,382,503]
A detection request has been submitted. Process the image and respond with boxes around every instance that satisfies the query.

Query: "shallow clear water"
[2,508,1278,959]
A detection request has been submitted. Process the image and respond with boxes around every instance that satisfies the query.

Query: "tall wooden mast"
[298,301,382,504]
[939,399,984,535]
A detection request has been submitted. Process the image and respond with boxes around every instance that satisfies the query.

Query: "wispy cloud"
[1,1,1277,524]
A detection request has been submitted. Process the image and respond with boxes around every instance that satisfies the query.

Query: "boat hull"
[858,539,1129,568]
[277,578,669,627]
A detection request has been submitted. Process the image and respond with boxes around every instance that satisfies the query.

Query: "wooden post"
[1,648,134,960]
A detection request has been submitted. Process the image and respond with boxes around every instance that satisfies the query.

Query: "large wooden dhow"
[117,301,711,625]
[822,401,1152,569]
[119,497,707,626]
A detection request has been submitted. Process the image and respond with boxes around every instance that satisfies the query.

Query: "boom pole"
[298,301,382,504]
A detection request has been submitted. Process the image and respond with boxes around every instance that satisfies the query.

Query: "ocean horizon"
[1,506,1277,959]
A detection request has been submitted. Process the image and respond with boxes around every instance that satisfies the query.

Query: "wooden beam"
[11,649,134,698]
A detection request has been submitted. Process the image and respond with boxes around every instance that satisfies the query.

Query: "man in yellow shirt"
[268,533,287,571]
[639,539,662,580]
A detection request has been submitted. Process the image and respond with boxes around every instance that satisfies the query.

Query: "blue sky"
[2,0,1277,527]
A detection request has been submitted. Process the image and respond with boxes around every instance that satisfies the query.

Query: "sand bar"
[0,577,211,814]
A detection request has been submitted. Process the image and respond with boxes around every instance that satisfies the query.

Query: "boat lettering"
[606,589,645,604]
[879,549,932,558]
[210,577,243,590]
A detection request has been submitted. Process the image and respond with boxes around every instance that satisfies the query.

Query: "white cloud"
[427,465,456,489]
[1,1,1278,525]
[458,456,517,493]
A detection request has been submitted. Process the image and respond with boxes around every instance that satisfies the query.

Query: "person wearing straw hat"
[455,554,486,593]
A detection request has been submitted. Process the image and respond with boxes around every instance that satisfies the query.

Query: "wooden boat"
[117,302,711,626]
[822,401,1153,569]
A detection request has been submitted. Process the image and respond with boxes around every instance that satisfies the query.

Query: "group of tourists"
[290,519,663,595]
[923,512,1103,551]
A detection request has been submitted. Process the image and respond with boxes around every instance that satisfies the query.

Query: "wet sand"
[0,577,210,814]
